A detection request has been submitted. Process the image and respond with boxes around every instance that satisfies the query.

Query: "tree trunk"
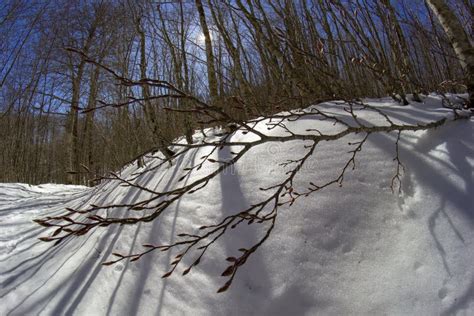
[426,0,474,107]
[136,17,173,161]
[195,0,219,103]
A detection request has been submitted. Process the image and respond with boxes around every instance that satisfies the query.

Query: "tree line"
[0,0,471,185]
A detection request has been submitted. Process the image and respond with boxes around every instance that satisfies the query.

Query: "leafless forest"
[0,0,471,185]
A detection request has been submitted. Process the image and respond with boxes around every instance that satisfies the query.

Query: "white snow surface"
[1,95,473,315]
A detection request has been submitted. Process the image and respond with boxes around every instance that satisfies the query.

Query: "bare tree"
[1,0,470,184]
[426,0,473,107]
[195,0,219,103]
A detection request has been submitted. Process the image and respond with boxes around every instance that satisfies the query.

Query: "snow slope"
[1,95,473,315]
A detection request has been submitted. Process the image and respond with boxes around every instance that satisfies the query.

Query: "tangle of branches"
[35,55,469,293]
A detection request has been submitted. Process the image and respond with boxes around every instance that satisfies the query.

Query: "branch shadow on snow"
[125,151,190,316]
[308,102,472,312]
[363,117,472,312]
[2,102,472,315]
[215,145,274,313]
[59,153,188,316]
[2,143,277,315]
[2,164,173,315]
[2,184,125,314]
[0,189,102,296]
[441,277,474,316]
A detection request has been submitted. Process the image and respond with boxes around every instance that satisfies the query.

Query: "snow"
[1,95,473,315]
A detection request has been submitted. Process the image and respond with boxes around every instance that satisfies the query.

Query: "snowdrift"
[1,95,473,315]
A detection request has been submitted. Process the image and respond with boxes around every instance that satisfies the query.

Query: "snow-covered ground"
[1,95,473,315]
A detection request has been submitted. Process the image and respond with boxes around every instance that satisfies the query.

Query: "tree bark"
[426,0,474,107]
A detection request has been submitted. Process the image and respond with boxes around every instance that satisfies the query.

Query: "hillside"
[1,95,473,315]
